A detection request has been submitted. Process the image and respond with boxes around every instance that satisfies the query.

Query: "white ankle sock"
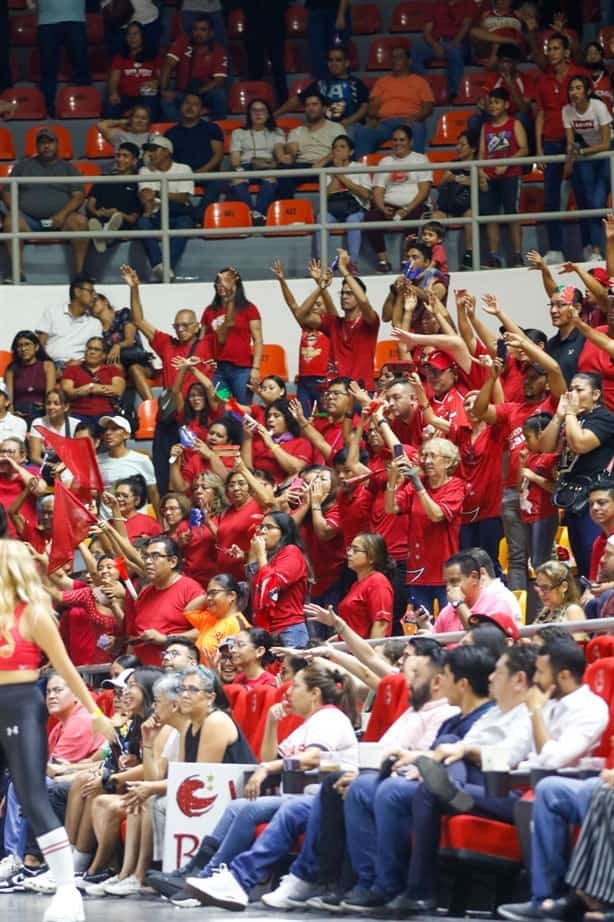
[72,850,92,874]
[37,827,74,887]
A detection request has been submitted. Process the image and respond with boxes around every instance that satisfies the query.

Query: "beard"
[410,680,431,712]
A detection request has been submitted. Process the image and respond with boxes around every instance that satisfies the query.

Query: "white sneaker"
[103,873,142,896]
[151,263,164,282]
[88,217,106,254]
[43,885,85,922]
[543,250,564,265]
[589,249,603,262]
[186,865,248,910]
[261,873,318,909]
[0,854,22,881]
[23,869,56,893]
[84,873,118,896]
[104,211,123,235]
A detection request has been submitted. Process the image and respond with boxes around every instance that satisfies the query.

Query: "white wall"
[0,265,579,378]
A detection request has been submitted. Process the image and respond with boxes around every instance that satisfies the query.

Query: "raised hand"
[120,264,139,287]
[482,293,502,316]
[271,258,284,280]
[526,250,545,271]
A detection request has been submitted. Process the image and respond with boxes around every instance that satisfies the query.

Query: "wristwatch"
[450,600,463,609]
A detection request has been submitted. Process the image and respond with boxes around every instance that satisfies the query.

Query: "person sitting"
[97,104,154,155]
[275,92,340,200]
[353,47,434,159]
[4,331,55,429]
[1,129,88,281]
[318,134,371,273]
[434,550,518,634]
[89,291,153,404]
[106,21,160,119]
[36,274,102,368]
[61,337,126,427]
[0,383,26,446]
[165,92,224,214]
[227,99,285,226]
[86,142,141,256]
[160,13,228,120]
[137,136,195,282]
[411,1,474,102]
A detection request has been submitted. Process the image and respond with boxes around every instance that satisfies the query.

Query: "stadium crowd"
[0,4,614,922]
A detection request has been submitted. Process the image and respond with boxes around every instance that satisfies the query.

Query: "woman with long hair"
[90,292,154,402]
[212,468,265,579]
[0,540,114,922]
[249,511,311,647]
[29,389,80,468]
[201,267,263,403]
[97,103,153,154]
[4,330,55,426]
[228,97,285,224]
[533,561,585,628]
[242,399,313,484]
[61,336,126,426]
[184,573,250,660]
[106,20,160,118]
[321,134,371,271]
[170,414,242,493]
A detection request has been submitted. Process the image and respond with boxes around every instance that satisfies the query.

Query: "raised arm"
[119,264,156,343]
[338,249,379,325]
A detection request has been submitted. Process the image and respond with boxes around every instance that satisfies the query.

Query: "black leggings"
[0,681,61,837]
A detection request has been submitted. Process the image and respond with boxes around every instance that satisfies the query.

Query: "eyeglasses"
[347,545,366,554]
[257,523,281,532]
[180,684,205,696]
[142,552,170,561]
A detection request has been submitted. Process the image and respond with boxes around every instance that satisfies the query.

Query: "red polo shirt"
[425,0,477,40]
[321,313,380,392]
[536,64,588,141]
[166,35,228,93]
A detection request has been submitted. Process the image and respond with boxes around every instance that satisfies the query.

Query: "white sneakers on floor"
[261,873,318,909]
[43,885,85,922]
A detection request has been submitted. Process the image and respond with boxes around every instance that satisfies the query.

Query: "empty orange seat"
[390,1,423,32]
[283,41,306,74]
[56,86,102,119]
[0,351,13,377]
[352,2,382,34]
[215,117,243,152]
[285,5,308,36]
[430,110,473,146]
[85,125,115,159]
[518,186,544,224]
[229,82,275,114]
[0,129,16,161]
[74,160,102,194]
[135,399,158,439]
[10,14,36,45]
[228,8,245,38]
[266,199,315,235]
[456,73,486,105]
[259,344,289,381]
[0,87,46,120]
[440,815,522,864]
[277,117,302,133]
[374,339,400,377]
[367,36,411,70]
[429,74,449,106]
[522,165,545,183]
[24,125,74,159]
[203,202,253,237]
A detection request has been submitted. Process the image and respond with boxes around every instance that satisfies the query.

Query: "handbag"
[157,337,199,423]
[436,180,470,217]
[327,191,365,222]
[552,474,593,515]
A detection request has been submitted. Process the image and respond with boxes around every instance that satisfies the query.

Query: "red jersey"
[367,450,411,559]
[176,517,220,587]
[167,35,228,93]
[336,482,374,546]
[425,0,476,40]
[396,476,464,585]
[590,531,613,582]
[311,415,356,463]
[494,395,558,489]
[132,575,204,665]
[216,498,263,579]
[321,313,380,391]
[519,452,558,522]
[578,327,614,411]
[338,571,393,638]
[300,504,345,597]
[251,436,313,484]
[110,53,159,97]
[457,339,489,393]
[482,115,522,178]
[151,331,213,397]
[298,327,331,378]
[125,512,163,541]
[480,71,537,117]
[201,301,260,367]
[251,545,309,633]
[390,412,423,448]
[62,364,124,417]
[501,355,526,402]
[450,421,507,522]
[590,69,614,114]
[536,64,588,141]
[431,242,449,275]
[180,449,236,490]
[430,386,470,429]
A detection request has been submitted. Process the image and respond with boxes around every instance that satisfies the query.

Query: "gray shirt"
[11,157,84,219]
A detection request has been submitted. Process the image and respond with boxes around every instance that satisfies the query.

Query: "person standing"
[243,0,289,106]
[33,0,90,117]
[306,0,352,81]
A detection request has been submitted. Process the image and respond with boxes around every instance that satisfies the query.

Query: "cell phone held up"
[496,337,508,367]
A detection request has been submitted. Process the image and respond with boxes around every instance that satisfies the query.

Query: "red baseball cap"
[468,611,520,641]
[588,267,609,288]
[425,350,454,372]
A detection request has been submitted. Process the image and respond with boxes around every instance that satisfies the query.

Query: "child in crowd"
[519,412,560,572]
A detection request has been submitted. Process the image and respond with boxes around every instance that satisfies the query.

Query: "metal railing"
[2,149,614,282]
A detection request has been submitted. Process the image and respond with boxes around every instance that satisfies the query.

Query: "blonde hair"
[535,561,580,605]
[194,472,229,516]
[0,540,54,658]
[422,437,460,474]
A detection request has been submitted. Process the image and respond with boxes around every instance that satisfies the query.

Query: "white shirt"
[98,449,156,490]
[30,415,81,441]
[138,162,195,195]
[374,152,432,208]
[562,98,612,148]
[230,127,285,165]
[463,702,533,769]
[36,307,102,364]
[379,698,459,751]
[162,728,180,763]
[278,705,358,770]
[0,412,27,444]
[287,119,340,164]
[522,684,610,769]
[101,0,158,25]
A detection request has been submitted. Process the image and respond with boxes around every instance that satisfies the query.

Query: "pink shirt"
[48,703,104,763]
[435,585,515,634]
[379,697,459,749]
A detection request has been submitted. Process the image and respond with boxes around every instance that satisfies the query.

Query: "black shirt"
[89,173,141,216]
[299,76,369,120]
[546,327,586,385]
[165,121,224,172]
[563,405,614,478]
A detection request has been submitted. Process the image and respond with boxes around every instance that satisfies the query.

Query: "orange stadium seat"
[266,199,315,235]
[285,5,308,36]
[215,117,243,152]
[362,673,408,741]
[29,48,72,82]
[430,110,473,146]
[0,351,13,377]
[390,2,423,32]
[367,36,411,70]
[74,161,102,194]
[456,72,486,105]
[149,121,175,135]
[0,87,46,120]
[519,186,545,224]
[24,125,74,159]
[427,148,458,186]
[0,129,16,161]
[10,14,37,45]
[203,202,253,237]
[259,344,289,381]
[284,42,307,74]
[522,164,545,183]
[429,74,450,106]
[374,340,400,376]
[352,3,382,34]
[56,86,102,119]
[135,399,158,440]
[229,82,276,114]
[276,117,302,133]
[85,126,114,159]
[227,7,246,38]
[0,163,14,178]
[286,78,312,108]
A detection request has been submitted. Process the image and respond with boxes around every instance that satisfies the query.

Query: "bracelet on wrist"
[312,504,322,511]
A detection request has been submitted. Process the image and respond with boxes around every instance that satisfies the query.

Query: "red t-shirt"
[235,669,277,691]
[519,452,558,523]
[0,469,38,538]
[336,482,374,546]
[174,517,220,586]
[482,115,522,178]
[390,412,422,448]
[501,356,526,402]
[450,421,507,522]
[299,328,331,378]
[367,451,411,559]
[312,415,358,464]
[111,53,160,97]
[481,71,537,117]
[59,585,118,667]
[216,498,263,579]
[536,64,588,141]
[132,574,204,665]
[125,512,163,541]
[180,448,237,490]
[151,331,214,396]
[457,339,489,393]
[426,0,477,40]
[62,364,124,417]
[300,504,345,597]
[201,302,260,367]
[590,530,613,582]
[321,313,380,392]
[430,386,470,429]
[590,69,614,114]
[251,436,313,484]
[577,327,614,411]
[167,35,228,92]
[339,571,393,638]
[396,476,464,585]
[494,395,558,489]
[251,545,309,633]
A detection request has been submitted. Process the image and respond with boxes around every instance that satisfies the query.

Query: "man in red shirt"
[468,43,536,140]
[386,378,422,447]
[535,33,587,263]
[588,481,614,582]
[160,13,228,120]
[424,351,470,430]
[412,0,476,100]
[121,263,214,495]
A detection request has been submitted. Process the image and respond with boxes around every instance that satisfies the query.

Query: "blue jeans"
[296,375,326,415]
[136,213,193,272]
[308,8,351,80]
[572,157,609,250]
[278,621,310,648]
[531,776,599,904]
[228,168,279,216]
[460,516,504,577]
[543,140,566,253]
[317,210,364,264]
[565,506,601,579]
[38,21,90,116]
[344,772,418,898]
[213,361,251,404]
[231,795,314,890]
[411,37,467,98]
[354,118,426,158]
[199,796,285,875]
[290,787,324,882]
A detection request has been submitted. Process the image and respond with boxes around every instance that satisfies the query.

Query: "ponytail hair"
[210,573,249,612]
[299,663,359,729]
[245,627,275,666]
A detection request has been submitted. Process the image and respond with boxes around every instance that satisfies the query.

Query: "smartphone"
[393,444,404,459]
[496,337,508,365]
[579,576,592,590]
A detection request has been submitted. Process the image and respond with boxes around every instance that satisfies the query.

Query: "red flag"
[49,481,97,573]
[37,426,104,499]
